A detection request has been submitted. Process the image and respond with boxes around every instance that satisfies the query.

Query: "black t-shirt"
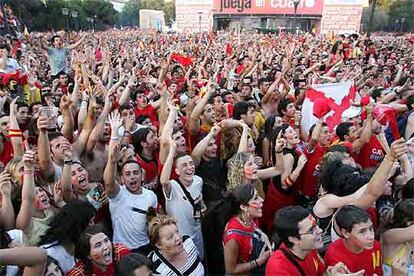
[196,157,227,205]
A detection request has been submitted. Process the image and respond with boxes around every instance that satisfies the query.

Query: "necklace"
[238,214,252,227]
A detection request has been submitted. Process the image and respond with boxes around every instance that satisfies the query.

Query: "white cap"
[341,106,362,121]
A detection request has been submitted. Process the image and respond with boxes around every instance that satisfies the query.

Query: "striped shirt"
[148,236,204,276]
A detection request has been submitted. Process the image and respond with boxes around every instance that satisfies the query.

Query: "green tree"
[119,0,140,26]
[82,0,118,30]
[388,0,414,31]
[163,0,176,25]
[6,0,49,31]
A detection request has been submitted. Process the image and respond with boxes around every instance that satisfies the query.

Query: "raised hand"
[275,131,285,153]
[0,171,11,197]
[9,97,18,117]
[59,94,72,111]
[389,138,408,160]
[211,124,221,136]
[108,111,123,136]
[297,154,308,169]
[22,150,36,169]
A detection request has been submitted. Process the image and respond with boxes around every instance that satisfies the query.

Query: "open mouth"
[102,250,112,263]
[78,176,88,188]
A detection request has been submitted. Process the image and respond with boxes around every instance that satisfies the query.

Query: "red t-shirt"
[134,105,159,127]
[324,239,382,276]
[134,153,158,183]
[222,216,257,263]
[68,243,130,276]
[266,244,325,276]
[157,155,179,181]
[0,140,13,166]
[357,135,384,169]
[298,144,328,198]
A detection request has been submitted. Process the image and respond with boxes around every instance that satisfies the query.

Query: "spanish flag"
[0,71,42,104]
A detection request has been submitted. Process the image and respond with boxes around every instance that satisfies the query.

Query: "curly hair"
[37,200,96,246]
[227,152,252,191]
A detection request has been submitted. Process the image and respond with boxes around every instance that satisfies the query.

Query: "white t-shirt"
[109,185,157,249]
[164,176,203,237]
[41,242,75,274]
[148,236,204,276]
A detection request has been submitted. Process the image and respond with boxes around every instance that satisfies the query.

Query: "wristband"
[111,136,120,140]
[9,129,22,137]
[24,169,34,174]
[254,260,259,268]
[123,131,131,136]
[64,160,73,165]
[275,150,283,154]
[284,176,294,187]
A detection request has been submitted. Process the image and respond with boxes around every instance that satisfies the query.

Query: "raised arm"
[67,33,86,50]
[257,131,286,179]
[160,137,176,198]
[37,115,55,182]
[0,246,47,276]
[192,125,220,168]
[320,139,407,211]
[237,123,249,153]
[60,150,74,203]
[85,93,112,152]
[103,112,123,197]
[9,98,24,158]
[16,150,36,233]
[59,94,75,141]
[383,224,414,245]
[189,83,215,135]
[118,72,136,106]
[72,98,96,157]
[0,172,14,230]
[351,105,373,153]
[159,104,179,165]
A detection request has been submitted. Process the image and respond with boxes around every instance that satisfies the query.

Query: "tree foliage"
[6,0,118,31]
[362,0,413,31]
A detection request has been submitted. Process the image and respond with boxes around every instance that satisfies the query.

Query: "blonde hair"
[148,215,177,245]
[5,157,22,182]
[227,152,252,191]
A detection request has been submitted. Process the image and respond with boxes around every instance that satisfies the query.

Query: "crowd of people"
[0,24,412,276]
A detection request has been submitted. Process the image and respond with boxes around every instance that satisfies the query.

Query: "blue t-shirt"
[47,47,70,76]
[0,58,20,73]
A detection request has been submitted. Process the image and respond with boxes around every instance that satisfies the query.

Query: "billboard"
[139,10,165,31]
[321,0,364,34]
[213,0,324,16]
[176,0,213,32]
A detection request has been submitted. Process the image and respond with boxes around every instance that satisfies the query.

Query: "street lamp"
[62,8,69,30]
[197,11,203,33]
[401,18,405,32]
[293,0,300,33]
[71,11,78,31]
[395,19,399,32]
[93,15,97,31]
[86,17,92,30]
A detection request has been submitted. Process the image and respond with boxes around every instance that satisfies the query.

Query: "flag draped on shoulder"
[301,82,358,135]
